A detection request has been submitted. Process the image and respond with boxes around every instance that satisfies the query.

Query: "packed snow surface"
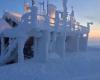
[0,46,100,80]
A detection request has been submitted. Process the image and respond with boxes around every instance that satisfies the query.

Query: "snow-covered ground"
[0,46,100,80]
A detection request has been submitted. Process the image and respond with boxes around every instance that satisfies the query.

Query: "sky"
[0,0,100,46]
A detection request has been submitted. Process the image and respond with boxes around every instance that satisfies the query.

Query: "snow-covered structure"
[0,0,93,65]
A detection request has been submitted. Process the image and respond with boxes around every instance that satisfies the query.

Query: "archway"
[23,37,34,59]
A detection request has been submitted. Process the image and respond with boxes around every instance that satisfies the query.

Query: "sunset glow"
[88,25,100,45]
[89,26,100,39]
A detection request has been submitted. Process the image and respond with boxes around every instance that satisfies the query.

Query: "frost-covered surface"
[0,46,100,80]
[0,19,11,34]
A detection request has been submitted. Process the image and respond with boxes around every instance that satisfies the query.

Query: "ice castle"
[0,0,93,65]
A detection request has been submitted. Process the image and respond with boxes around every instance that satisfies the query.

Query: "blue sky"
[0,0,100,27]
[0,0,100,45]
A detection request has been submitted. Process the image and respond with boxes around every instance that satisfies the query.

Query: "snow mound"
[0,47,100,80]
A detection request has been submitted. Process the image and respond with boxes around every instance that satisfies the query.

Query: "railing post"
[1,37,5,55]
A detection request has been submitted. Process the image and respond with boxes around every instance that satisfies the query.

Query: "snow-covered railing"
[79,25,89,33]
[3,11,22,24]
[1,39,17,56]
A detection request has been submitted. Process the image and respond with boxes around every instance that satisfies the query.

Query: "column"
[34,30,50,62]
[0,37,5,55]
[18,37,27,63]
[55,31,66,57]
[76,35,80,52]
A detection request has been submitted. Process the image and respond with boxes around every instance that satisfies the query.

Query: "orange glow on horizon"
[89,26,100,40]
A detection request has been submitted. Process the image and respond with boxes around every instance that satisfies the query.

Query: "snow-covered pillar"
[50,11,59,53]
[55,30,66,57]
[55,13,67,57]
[70,35,80,52]
[0,37,5,55]
[79,33,88,51]
[53,11,59,52]
[9,38,12,46]
[30,6,38,27]
[34,30,50,62]
[85,34,89,51]
[18,36,27,63]
[76,34,80,52]
[62,0,68,21]
[50,32,56,53]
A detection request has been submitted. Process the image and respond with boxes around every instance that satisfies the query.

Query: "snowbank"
[0,46,100,80]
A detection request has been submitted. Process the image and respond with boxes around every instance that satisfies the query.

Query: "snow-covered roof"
[3,11,22,23]
[1,23,41,38]
[10,12,22,18]
[0,19,12,34]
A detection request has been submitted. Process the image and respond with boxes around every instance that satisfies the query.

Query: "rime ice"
[0,0,93,65]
